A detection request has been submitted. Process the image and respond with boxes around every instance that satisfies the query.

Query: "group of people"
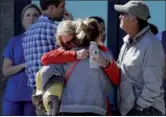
[2,0,166,116]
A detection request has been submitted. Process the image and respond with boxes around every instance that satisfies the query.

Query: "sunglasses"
[100,30,107,37]
[61,37,80,49]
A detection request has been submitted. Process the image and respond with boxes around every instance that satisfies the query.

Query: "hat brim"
[114,5,128,14]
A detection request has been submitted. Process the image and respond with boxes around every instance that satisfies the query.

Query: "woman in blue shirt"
[2,4,41,116]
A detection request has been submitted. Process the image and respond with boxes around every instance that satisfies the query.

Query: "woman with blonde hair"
[2,4,41,115]
[39,18,120,115]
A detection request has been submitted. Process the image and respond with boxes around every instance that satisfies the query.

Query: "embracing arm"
[41,48,76,65]
[103,61,120,85]
[98,44,120,85]
[41,48,89,65]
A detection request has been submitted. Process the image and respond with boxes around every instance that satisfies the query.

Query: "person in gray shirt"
[114,1,165,116]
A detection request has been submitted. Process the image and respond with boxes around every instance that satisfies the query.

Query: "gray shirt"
[118,26,165,115]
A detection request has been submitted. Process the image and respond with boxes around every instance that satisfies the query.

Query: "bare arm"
[2,58,25,77]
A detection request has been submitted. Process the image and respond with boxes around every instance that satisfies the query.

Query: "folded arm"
[3,58,25,77]
[98,45,120,85]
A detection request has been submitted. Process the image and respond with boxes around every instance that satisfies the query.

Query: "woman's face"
[22,7,40,30]
[60,34,78,50]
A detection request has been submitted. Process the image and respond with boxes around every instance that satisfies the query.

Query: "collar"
[123,25,150,44]
[39,15,59,25]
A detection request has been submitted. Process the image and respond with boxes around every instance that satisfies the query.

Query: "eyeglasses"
[120,12,129,16]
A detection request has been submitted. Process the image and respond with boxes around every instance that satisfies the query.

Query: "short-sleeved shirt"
[3,36,32,101]
[22,15,59,88]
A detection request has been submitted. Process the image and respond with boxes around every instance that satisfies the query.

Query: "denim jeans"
[126,106,162,116]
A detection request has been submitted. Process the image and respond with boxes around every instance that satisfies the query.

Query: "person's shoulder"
[5,35,22,47]
[141,31,157,43]
[9,35,22,42]
[143,32,163,49]
[33,19,56,31]
[38,15,55,25]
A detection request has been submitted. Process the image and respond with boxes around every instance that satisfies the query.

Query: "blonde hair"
[55,18,100,47]
[21,4,41,20]
[56,20,76,46]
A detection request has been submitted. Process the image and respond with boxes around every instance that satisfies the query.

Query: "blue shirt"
[3,36,32,101]
[22,15,59,88]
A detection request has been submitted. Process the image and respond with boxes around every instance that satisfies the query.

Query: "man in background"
[22,0,66,115]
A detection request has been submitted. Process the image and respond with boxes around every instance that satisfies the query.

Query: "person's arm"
[136,42,164,108]
[98,44,120,85]
[41,48,89,65]
[3,58,25,77]
[41,48,76,65]
[2,38,25,77]
[103,61,120,85]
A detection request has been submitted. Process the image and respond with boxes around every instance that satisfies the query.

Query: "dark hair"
[137,18,159,35]
[149,23,158,35]
[89,16,104,24]
[40,0,62,11]
[21,4,41,20]
[137,18,149,31]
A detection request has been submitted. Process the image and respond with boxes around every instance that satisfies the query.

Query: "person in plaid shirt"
[22,0,66,89]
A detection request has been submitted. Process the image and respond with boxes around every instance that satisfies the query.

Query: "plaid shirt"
[22,15,59,88]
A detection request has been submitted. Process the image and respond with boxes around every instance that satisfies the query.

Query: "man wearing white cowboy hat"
[114,1,165,116]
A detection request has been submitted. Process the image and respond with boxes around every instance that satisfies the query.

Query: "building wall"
[0,0,14,114]
[145,1,166,32]
[32,0,108,45]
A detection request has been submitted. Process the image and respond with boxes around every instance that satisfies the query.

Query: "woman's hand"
[76,49,89,60]
[93,56,111,68]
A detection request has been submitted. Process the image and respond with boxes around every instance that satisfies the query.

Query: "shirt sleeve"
[99,44,120,85]
[3,38,14,62]
[41,48,76,65]
[104,61,120,85]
